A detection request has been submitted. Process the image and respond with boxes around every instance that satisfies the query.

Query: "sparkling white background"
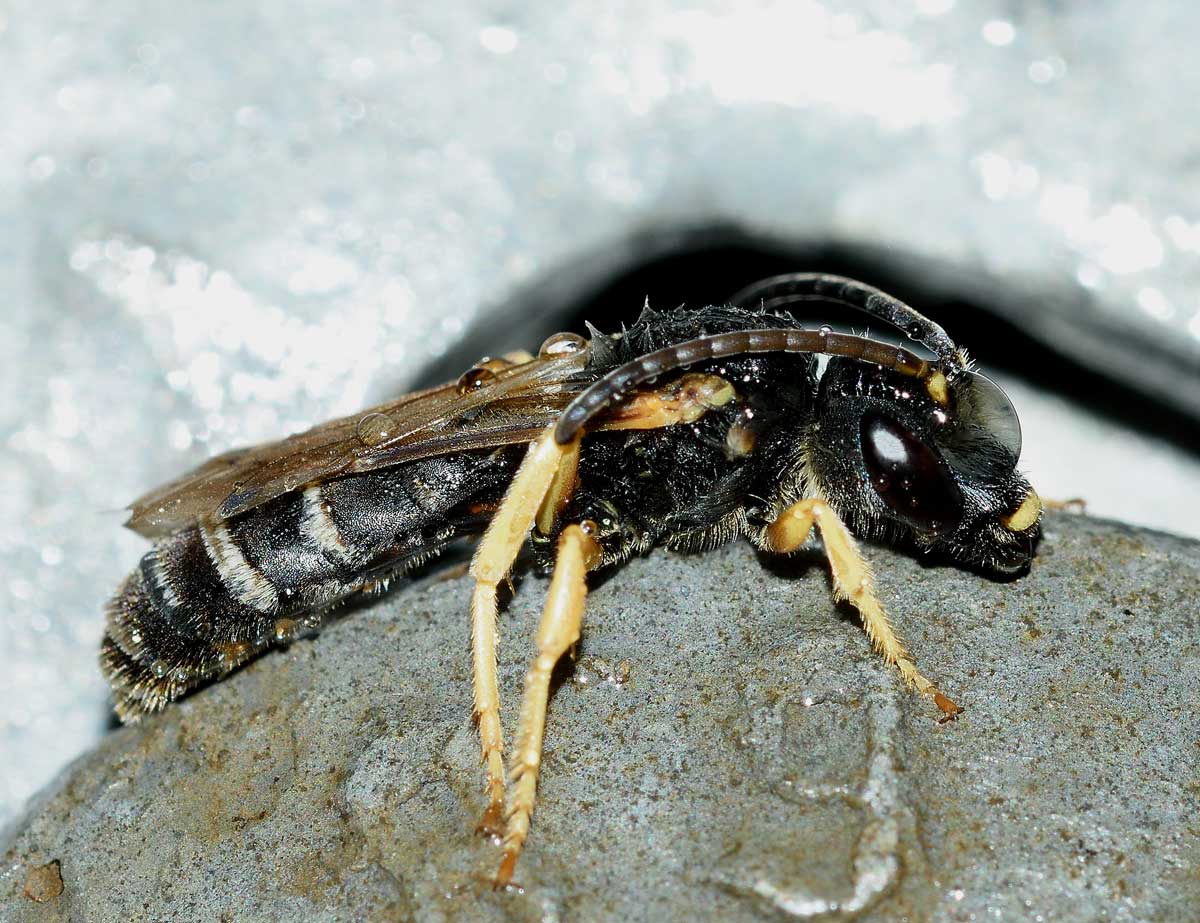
[2,1,1198,825]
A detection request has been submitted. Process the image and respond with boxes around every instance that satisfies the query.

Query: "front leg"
[763,498,960,718]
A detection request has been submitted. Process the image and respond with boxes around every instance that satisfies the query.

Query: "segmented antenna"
[554,328,929,444]
[728,273,962,371]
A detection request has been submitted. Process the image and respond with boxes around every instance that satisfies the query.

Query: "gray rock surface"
[2,513,1197,922]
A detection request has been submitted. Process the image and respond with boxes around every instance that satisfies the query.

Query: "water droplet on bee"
[172,667,190,684]
[150,659,169,678]
[455,366,497,394]
[274,618,299,642]
[538,331,587,359]
[218,641,250,670]
[355,412,393,446]
[129,630,142,645]
[818,324,833,338]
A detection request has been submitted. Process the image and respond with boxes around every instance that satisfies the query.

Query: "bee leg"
[494,522,601,889]
[594,372,736,433]
[473,378,729,843]
[1042,496,1086,513]
[535,428,582,537]
[469,429,577,836]
[763,499,961,719]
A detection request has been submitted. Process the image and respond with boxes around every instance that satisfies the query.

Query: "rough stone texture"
[2,513,1196,922]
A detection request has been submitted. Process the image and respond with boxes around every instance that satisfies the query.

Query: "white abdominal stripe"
[302,485,360,564]
[199,519,281,612]
[147,553,184,610]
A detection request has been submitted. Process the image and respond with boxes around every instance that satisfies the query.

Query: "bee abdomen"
[102,523,282,721]
[102,450,520,722]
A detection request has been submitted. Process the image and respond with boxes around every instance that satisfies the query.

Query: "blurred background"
[1,1,1198,826]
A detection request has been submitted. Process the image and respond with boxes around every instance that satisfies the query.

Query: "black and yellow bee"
[101,273,1041,885]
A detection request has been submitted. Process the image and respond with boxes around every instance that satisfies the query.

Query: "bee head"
[810,358,1040,574]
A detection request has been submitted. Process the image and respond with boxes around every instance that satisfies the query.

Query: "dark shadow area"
[417,226,1199,459]
[753,548,861,628]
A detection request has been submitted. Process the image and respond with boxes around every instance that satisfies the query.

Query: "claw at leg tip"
[476,802,504,839]
[493,851,519,890]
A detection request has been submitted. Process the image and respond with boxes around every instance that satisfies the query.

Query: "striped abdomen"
[102,449,520,721]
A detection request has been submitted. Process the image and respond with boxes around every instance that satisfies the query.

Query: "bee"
[101,273,1041,886]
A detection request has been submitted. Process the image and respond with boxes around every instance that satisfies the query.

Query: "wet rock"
[1,514,1196,922]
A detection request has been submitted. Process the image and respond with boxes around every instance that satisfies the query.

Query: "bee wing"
[126,349,593,538]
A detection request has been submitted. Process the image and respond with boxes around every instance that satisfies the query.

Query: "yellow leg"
[469,428,571,835]
[470,375,734,845]
[594,372,735,433]
[495,523,601,888]
[764,498,960,718]
[535,436,582,537]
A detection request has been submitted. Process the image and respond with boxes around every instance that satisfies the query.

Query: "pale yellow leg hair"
[469,429,571,834]
[495,523,601,888]
[764,499,960,717]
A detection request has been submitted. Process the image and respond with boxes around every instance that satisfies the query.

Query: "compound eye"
[961,371,1022,461]
[860,412,963,536]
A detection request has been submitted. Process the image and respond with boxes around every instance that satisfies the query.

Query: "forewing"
[126,350,592,537]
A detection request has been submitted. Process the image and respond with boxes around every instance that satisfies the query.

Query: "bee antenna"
[728,273,963,372]
[555,327,932,444]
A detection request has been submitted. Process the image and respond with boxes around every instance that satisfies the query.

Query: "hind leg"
[494,522,600,888]
[469,430,577,834]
